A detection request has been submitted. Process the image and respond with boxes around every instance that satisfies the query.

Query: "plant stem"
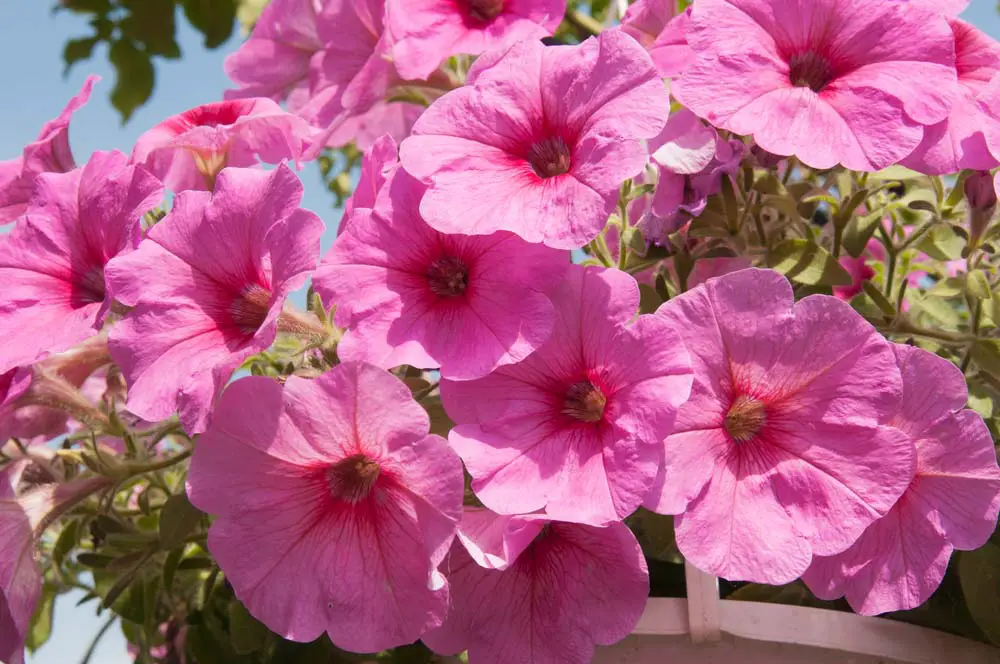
[566,9,602,36]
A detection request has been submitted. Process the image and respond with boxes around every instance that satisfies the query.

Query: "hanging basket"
[591,563,999,664]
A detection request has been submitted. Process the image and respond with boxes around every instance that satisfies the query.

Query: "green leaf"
[861,281,896,317]
[727,580,819,606]
[959,542,1000,645]
[767,239,852,286]
[423,396,454,438]
[968,383,995,420]
[968,270,993,300]
[77,553,115,569]
[842,210,884,258]
[638,284,662,315]
[974,340,1000,378]
[229,600,268,654]
[929,276,966,297]
[63,37,100,74]
[52,520,80,570]
[162,547,183,597]
[108,39,155,123]
[119,0,180,58]
[867,165,924,182]
[159,493,203,549]
[917,225,964,261]
[57,0,112,13]
[626,508,680,563]
[183,0,238,48]
[25,583,56,652]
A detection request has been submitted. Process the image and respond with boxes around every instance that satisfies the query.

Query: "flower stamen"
[527,137,572,179]
[327,454,381,504]
[563,381,607,423]
[724,394,767,443]
[427,256,469,298]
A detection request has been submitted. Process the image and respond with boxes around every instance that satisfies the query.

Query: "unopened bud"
[965,171,998,249]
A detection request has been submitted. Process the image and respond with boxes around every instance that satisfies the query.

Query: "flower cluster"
[3,0,1000,662]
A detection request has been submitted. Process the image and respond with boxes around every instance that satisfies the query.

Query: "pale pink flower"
[645,268,916,584]
[388,0,565,81]
[424,508,648,664]
[803,345,1000,615]
[0,151,162,375]
[187,363,463,651]
[648,7,696,78]
[105,166,323,434]
[131,98,315,192]
[400,30,670,249]
[673,0,959,171]
[0,76,97,225]
[315,142,568,380]
[341,134,399,229]
[621,0,675,49]
[442,265,693,525]
[902,19,1000,174]
[323,101,424,151]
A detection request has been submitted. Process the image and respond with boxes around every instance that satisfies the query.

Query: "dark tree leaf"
[960,542,1000,645]
[63,36,100,75]
[229,600,268,654]
[120,0,181,58]
[25,583,57,652]
[108,39,154,123]
[159,493,203,549]
[182,0,238,49]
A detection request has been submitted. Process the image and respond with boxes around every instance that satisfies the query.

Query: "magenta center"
[427,256,469,298]
[462,0,504,22]
[563,381,607,423]
[787,51,835,92]
[724,394,767,443]
[327,454,381,504]
[527,136,572,179]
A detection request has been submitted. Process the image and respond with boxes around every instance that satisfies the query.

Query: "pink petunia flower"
[186,363,463,652]
[802,344,1000,615]
[648,7,696,78]
[341,134,399,229]
[672,0,959,171]
[902,19,1000,174]
[441,265,693,525]
[424,508,648,664]
[620,0,675,49]
[105,165,324,434]
[0,76,97,225]
[892,0,968,16]
[224,0,324,112]
[314,140,569,380]
[400,30,670,249]
[322,101,424,151]
[644,268,916,584]
[0,150,162,375]
[833,254,877,301]
[388,0,566,81]
[131,98,315,192]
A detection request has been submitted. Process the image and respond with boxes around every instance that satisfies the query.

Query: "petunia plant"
[6,0,1000,662]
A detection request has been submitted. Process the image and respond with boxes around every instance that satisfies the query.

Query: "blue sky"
[3,0,1000,662]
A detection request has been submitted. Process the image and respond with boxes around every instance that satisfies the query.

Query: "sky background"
[2,0,1000,662]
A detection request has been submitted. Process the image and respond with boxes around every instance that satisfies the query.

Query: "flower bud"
[965,171,998,250]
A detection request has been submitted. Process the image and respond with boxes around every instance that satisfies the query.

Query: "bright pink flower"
[224,0,323,112]
[0,76,96,225]
[803,345,1000,615]
[132,98,315,192]
[341,134,399,228]
[902,19,1000,174]
[424,508,648,664]
[893,0,968,15]
[673,0,959,171]
[400,30,670,249]
[442,265,693,525]
[0,151,162,375]
[645,268,916,584]
[105,166,323,434]
[648,8,696,78]
[187,363,463,651]
[833,255,876,301]
[316,149,568,380]
[388,0,565,81]
[621,0,675,49]
[323,101,424,151]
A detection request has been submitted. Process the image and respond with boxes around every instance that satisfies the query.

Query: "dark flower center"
[230,283,272,334]
[72,265,106,307]
[427,256,469,298]
[463,0,504,23]
[327,454,381,504]
[527,137,572,179]
[563,381,607,423]
[787,51,835,92]
[724,394,767,443]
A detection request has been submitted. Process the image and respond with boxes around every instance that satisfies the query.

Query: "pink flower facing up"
[442,265,693,525]
[0,76,97,225]
[314,142,569,380]
[132,98,315,192]
[802,345,1000,615]
[0,150,163,375]
[105,165,324,434]
[672,0,959,171]
[621,0,675,49]
[902,19,1000,174]
[424,508,648,664]
[187,362,463,652]
[388,0,566,81]
[645,268,916,584]
[400,30,671,249]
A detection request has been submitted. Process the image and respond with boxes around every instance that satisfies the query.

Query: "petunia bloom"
[105,165,324,434]
[892,0,968,16]
[314,140,569,380]
[672,0,959,171]
[442,265,693,525]
[0,150,162,375]
[187,362,463,652]
[131,98,316,192]
[620,0,675,49]
[648,7,696,78]
[645,268,916,584]
[388,0,566,81]
[341,133,399,229]
[424,508,648,664]
[0,76,97,225]
[400,30,670,249]
[802,344,1000,615]
[902,19,1000,174]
